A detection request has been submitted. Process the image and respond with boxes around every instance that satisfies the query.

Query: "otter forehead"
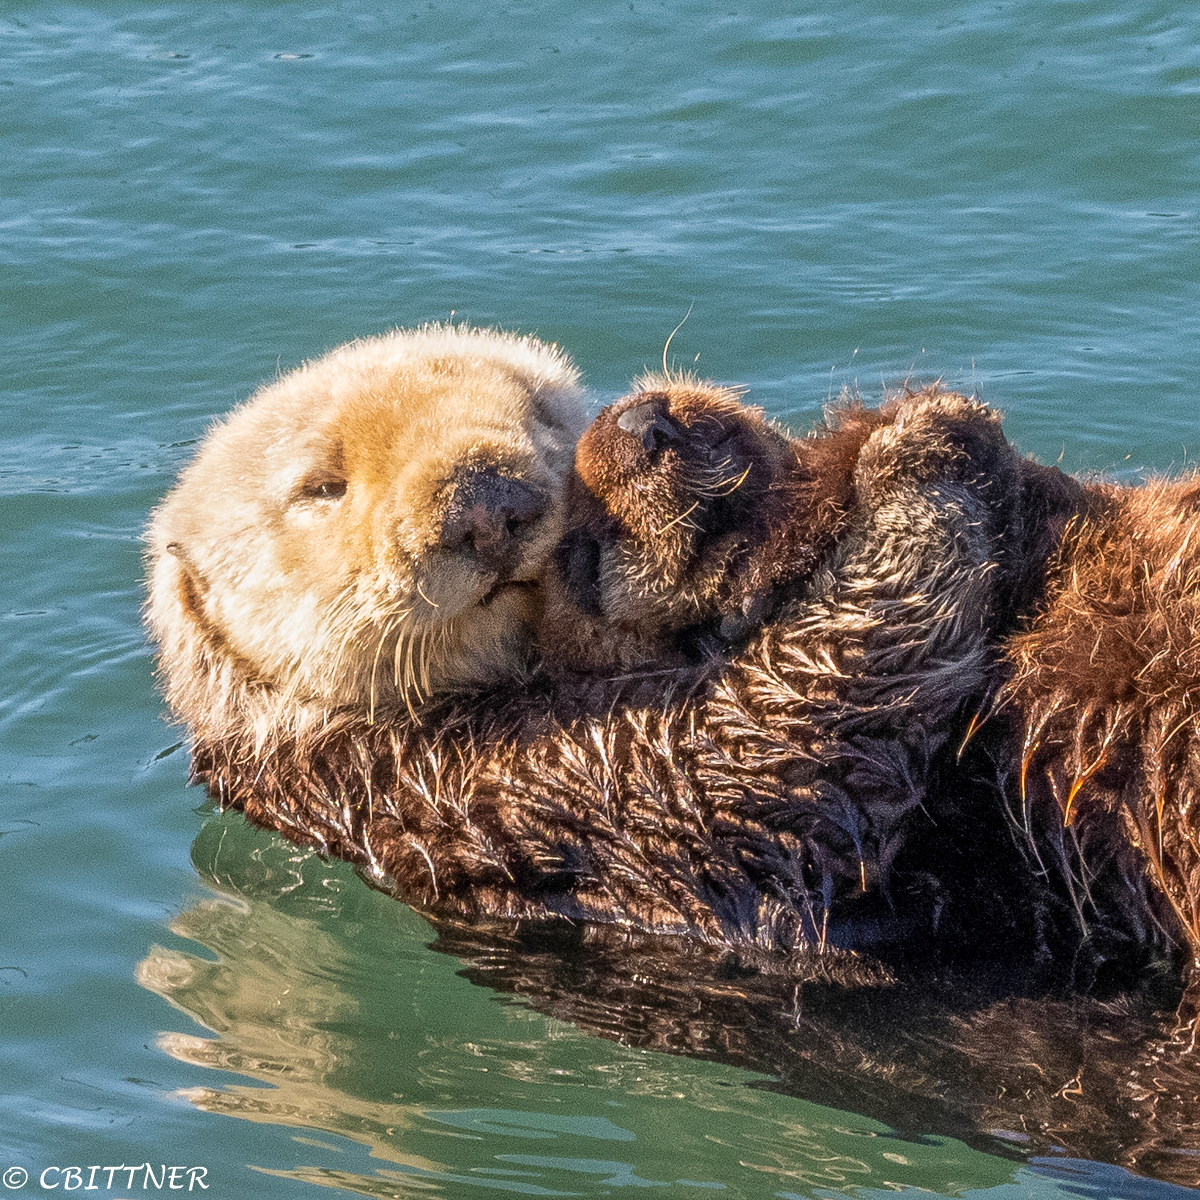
[174,329,583,518]
[158,323,586,547]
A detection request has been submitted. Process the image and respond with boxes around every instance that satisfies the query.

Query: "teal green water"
[3,2,1199,1197]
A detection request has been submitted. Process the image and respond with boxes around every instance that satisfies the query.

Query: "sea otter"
[1001,478,1200,1001]
[145,324,587,747]
[529,378,1085,962]
[172,374,1080,974]
[537,377,894,675]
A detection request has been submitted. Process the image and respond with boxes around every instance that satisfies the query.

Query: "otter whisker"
[660,302,694,380]
[325,587,411,702]
[405,629,422,701]
[398,631,425,720]
[418,624,433,698]
[705,465,753,497]
[395,623,410,693]
[674,458,745,499]
[654,501,702,536]
[334,594,411,713]
[367,619,394,723]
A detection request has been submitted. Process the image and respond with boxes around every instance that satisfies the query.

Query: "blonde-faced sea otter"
[146,325,587,746]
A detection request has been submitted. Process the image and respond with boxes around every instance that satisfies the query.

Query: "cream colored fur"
[146,325,587,746]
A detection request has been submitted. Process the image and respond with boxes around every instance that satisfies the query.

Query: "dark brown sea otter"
[176,374,1080,975]
[539,378,887,674]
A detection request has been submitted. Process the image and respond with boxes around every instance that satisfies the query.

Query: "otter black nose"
[439,466,547,571]
[616,398,681,454]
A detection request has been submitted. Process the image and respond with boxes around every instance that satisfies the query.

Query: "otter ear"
[165,541,211,614]
[166,539,198,577]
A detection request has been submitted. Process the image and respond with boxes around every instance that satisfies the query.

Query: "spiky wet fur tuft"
[1003,477,1200,994]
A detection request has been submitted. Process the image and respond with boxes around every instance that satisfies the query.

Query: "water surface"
[4,2,1200,1196]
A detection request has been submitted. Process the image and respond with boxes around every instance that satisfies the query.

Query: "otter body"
[158,341,1194,997]
[178,378,1079,973]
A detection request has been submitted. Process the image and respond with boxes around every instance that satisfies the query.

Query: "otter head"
[541,376,875,674]
[146,326,587,741]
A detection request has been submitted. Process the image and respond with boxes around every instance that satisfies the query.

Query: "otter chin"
[145,325,587,744]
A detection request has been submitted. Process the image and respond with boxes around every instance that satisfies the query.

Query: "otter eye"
[296,476,347,502]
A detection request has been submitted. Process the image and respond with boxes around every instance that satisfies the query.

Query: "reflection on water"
[134,811,1036,1198]
[133,811,1200,1196]
[434,923,1200,1189]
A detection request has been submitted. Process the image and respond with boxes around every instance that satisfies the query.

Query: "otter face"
[540,377,801,672]
[147,326,587,738]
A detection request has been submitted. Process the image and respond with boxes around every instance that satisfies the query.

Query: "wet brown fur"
[1002,477,1200,1000]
